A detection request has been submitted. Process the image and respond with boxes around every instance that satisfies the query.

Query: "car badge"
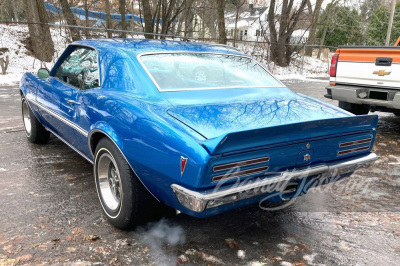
[180,156,188,176]
[373,70,391,76]
[303,154,311,162]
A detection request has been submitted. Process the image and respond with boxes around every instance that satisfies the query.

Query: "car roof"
[72,39,244,57]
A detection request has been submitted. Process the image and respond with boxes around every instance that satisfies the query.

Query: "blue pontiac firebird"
[20,39,378,228]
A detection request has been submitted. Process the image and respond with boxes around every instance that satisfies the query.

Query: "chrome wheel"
[97,152,122,212]
[22,100,32,137]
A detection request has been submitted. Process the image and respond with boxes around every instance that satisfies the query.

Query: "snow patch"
[0,24,69,86]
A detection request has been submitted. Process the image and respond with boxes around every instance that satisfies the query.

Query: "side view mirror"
[37,68,50,80]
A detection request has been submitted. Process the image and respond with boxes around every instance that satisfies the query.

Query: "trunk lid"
[167,94,351,140]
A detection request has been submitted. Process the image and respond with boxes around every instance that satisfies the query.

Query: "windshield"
[139,53,283,91]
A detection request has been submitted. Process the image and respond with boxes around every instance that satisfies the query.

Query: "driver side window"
[55,47,99,90]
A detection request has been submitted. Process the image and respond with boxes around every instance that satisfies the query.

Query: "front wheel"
[21,95,50,143]
[94,138,172,229]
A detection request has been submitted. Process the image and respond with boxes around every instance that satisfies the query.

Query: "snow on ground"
[0,24,69,86]
[0,24,330,86]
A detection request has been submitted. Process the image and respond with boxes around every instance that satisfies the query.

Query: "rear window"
[139,53,283,91]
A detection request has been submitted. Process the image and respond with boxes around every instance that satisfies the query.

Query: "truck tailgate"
[335,47,400,89]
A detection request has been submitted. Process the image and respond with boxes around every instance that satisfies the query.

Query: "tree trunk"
[59,0,81,41]
[106,0,112,38]
[268,0,307,67]
[317,25,328,59]
[141,0,154,39]
[131,0,136,33]
[119,0,126,38]
[0,55,10,75]
[305,0,323,56]
[233,5,239,47]
[84,0,89,38]
[201,5,205,39]
[216,0,226,44]
[24,0,55,62]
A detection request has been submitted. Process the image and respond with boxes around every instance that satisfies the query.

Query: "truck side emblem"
[373,70,391,76]
[181,156,188,176]
[304,154,311,162]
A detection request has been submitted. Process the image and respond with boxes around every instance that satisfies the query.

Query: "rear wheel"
[21,95,50,143]
[339,101,369,115]
[94,138,174,229]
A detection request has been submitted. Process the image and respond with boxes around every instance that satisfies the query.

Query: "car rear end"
[171,115,378,217]
[326,46,400,115]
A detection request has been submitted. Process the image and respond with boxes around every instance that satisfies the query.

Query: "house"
[225,4,269,42]
[247,0,269,8]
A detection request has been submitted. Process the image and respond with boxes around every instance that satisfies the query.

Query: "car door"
[36,46,97,147]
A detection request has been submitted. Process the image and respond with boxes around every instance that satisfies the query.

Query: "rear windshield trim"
[137,51,285,92]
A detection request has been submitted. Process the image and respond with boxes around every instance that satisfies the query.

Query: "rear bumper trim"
[171,153,377,212]
[326,84,400,109]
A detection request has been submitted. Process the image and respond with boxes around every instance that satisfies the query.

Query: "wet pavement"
[0,80,399,265]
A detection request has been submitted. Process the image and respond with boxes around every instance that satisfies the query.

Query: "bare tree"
[24,0,55,62]
[232,0,246,47]
[317,0,338,58]
[0,48,10,75]
[59,0,81,41]
[305,0,324,56]
[160,0,185,36]
[140,0,186,39]
[216,0,227,44]
[141,0,154,38]
[268,0,308,67]
[119,0,127,38]
[84,0,89,38]
[105,0,112,38]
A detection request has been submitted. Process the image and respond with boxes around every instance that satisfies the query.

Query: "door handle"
[65,99,80,106]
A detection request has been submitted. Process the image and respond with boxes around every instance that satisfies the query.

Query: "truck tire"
[339,101,369,115]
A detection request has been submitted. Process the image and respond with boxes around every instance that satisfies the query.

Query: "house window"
[261,29,264,36]
[256,30,260,37]
[244,30,247,36]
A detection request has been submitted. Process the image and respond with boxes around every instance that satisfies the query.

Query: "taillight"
[330,54,339,77]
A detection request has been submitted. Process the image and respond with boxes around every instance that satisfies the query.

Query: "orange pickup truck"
[325,39,400,115]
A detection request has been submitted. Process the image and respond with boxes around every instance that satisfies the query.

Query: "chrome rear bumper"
[171,153,377,212]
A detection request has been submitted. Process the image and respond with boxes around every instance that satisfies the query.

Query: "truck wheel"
[339,101,369,115]
[21,96,50,144]
[94,138,170,229]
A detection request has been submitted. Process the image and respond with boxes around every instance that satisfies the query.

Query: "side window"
[55,47,100,90]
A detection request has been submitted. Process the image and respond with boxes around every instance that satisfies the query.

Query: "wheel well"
[90,131,108,156]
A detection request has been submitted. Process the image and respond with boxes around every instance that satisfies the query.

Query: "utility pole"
[385,0,396,46]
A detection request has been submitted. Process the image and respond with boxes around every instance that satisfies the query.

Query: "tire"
[94,138,173,229]
[339,101,369,115]
[21,95,50,144]
[393,112,400,116]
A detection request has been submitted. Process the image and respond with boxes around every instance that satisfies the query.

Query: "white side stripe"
[28,98,88,137]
